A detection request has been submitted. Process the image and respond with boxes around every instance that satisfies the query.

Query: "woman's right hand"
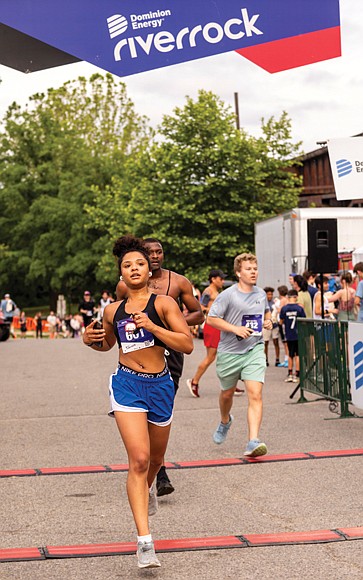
[83,319,106,346]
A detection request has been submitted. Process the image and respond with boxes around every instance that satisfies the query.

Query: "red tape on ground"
[1,449,362,479]
[0,547,43,562]
[243,529,342,546]
[2,528,362,563]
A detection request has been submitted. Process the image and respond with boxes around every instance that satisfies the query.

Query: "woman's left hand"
[133,311,154,332]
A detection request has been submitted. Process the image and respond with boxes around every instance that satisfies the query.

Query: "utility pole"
[234,92,240,131]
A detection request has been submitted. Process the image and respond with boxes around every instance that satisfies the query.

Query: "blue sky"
[0,0,361,153]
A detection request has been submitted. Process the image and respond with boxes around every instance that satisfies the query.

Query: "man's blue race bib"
[241,314,263,334]
[117,318,155,354]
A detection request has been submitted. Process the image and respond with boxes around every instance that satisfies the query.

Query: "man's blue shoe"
[213,415,233,444]
[244,439,267,457]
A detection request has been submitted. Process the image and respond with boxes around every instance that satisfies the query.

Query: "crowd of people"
[0,290,115,340]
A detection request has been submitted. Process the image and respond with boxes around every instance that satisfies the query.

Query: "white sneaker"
[284,375,294,383]
[148,483,158,516]
[137,540,161,568]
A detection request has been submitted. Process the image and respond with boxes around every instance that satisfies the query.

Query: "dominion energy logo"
[107,7,263,62]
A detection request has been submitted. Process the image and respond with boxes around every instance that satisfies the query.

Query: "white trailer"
[254,207,363,289]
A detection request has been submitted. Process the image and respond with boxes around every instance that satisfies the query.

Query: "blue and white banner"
[348,322,363,410]
[0,1,341,76]
[328,138,363,201]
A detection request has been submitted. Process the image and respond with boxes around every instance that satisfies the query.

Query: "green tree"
[0,73,151,306]
[90,90,302,283]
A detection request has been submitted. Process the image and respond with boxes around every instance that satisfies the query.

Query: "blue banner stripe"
[353,341,363,355]
[355,362,363,379]
[354,349,363,367]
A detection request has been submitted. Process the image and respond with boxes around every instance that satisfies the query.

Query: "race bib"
[241,314,263,334]
[117,318,155,354]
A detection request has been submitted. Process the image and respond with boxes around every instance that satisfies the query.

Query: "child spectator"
[276,285,289,368]
[279,290,306,383]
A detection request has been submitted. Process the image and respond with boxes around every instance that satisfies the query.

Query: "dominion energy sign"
[0,0,341,75]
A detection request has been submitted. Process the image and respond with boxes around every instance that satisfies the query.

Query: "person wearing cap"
[78,291,96,329]
[207,252,272,457]
[1,293,18,338]
[186,269,226,398]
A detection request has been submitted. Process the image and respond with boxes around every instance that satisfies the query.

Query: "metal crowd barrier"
[296,319,353,418]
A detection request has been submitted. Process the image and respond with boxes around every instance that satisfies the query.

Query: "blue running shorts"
[109,364,175,427]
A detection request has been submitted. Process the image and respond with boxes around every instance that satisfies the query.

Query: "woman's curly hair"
[113,235,151,271]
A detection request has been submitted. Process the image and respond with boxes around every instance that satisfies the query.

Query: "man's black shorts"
[166,349,184,393]
[287,340,299,358]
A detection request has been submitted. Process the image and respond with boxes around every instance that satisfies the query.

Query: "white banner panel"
[328,137,363,201]
[348,322,363,410]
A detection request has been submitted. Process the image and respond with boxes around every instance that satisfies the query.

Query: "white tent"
[352,246,363,265]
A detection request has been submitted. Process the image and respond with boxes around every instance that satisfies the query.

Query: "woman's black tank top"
[113,293,168,350]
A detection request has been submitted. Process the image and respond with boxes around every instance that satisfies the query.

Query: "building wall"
[295,146,363,208]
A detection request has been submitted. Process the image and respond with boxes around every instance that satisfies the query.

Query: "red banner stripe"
[236,26,341,73]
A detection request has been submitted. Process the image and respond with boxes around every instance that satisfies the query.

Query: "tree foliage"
[0,74,151,305]
[0,80,302,306]
[89,91,302,283]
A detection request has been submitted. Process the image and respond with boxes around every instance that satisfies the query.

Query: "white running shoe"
[137,540,161,568]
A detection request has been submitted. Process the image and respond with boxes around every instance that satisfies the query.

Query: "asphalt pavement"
[0,337,362,579]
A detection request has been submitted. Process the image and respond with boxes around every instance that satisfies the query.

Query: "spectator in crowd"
[70,314,82,337]
[99,290,114,321]
[279,290,306,383]
[47,311,58,339]
[353,262,363,322]
[293,275,312,318]
[19,311,27,338]
[327,272,356,321]
[1,293,17,338]
[263,287,280,367]
[276,285,289,368]
[303,270,318,305]
[78,291,96,328]
[313,276,338,319]
[34,312,43,339]
[288,273,296,288]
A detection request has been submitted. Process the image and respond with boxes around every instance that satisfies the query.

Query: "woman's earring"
[120,275,123,281]
[149,272,152,277]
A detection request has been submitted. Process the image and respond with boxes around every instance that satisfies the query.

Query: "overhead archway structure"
[0,0,341,76]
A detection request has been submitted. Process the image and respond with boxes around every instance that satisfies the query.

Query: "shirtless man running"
[116,238,203,496]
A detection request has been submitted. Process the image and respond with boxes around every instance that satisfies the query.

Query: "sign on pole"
[328,138,363,201]
[348,322,363,410]
[0,1,341,76]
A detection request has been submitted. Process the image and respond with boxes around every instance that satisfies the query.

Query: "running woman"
[83,235,193,569]
[207,253,272,457]
[116,238,203,496]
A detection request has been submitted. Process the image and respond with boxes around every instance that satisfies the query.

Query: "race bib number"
[117,318,155,353]
[241,314,263,334]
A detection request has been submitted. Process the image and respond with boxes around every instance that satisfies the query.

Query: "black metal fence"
[297,319,353,418]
